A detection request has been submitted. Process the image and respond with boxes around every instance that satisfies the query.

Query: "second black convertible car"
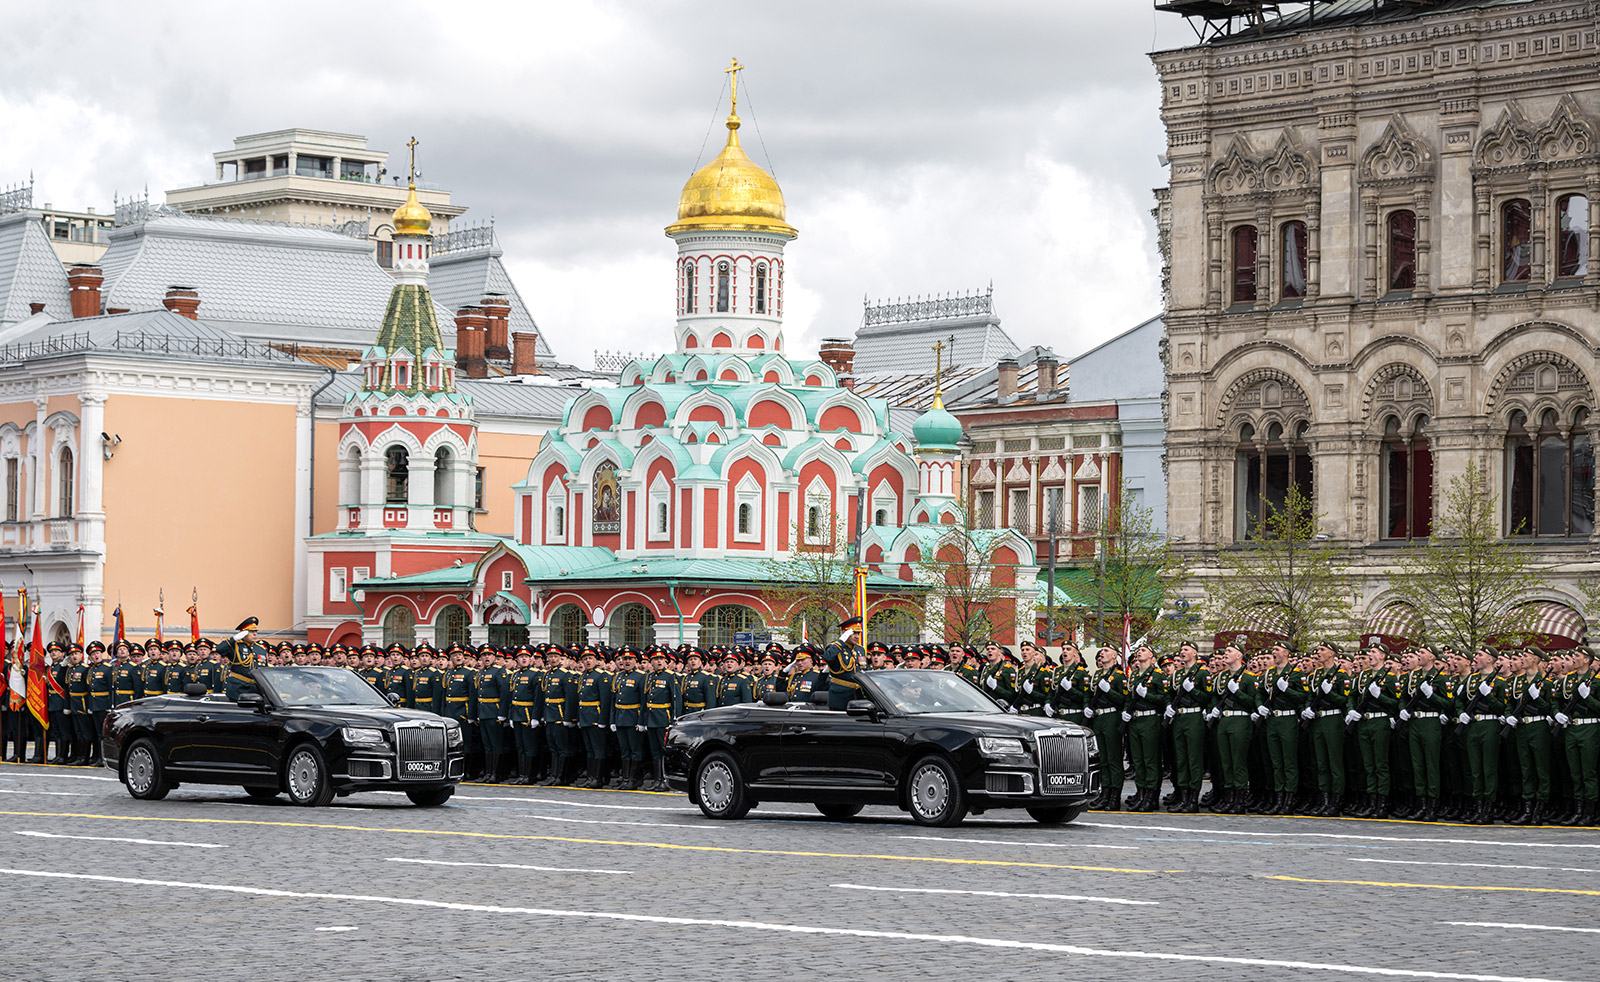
[663,669,1100,826]
[103,666,466,807]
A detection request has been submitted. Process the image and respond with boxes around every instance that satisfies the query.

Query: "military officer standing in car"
[821,617,867,711]
[218,617,266,701]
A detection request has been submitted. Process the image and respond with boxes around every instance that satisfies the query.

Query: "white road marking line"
[514,814,713,831]
[1443,922,1600,935]
[1080,820,1600,850]
[0,867,1569,982]
[0,770,120,782]
[0,789,88,796]
[314,926,358,933]
[832,883,1157,906]
[387,857,631,875]
[1354,858,1600,875]
[891,834,1138,850]
[14,830,223,848]
[451,794,681,812]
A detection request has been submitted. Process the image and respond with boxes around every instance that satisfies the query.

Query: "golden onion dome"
[666,114,796,238]
[392,183,433,237]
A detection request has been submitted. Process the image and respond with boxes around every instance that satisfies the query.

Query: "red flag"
[188,603,200,644]
[0,589,8,706]
[26,605,50,728]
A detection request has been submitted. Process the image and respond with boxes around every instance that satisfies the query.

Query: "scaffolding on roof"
[1156,0,1444,42]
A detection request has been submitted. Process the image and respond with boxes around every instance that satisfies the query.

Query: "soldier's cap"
[514,646,534,657]
[112,640,133,652]
[1365,639,1390,655]
[1316,639,1342,654]
[888,645,906,655]
[928,653,948,665]
[1271,640,1295,653]
[275,641,294,652]
[196,637,215,649]
[866,640,888,653]
[839,615,863,630]
[86,641,106,654]
[765,641,787,653]
[164,640,184,651]
[236,616,260,632]
[144,638,161,650]
[758,652,778,665]
[618,645,639,658]
[796,643,820,657]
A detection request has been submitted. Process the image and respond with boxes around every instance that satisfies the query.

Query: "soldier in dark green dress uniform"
[821,617,867,711]
[1165,641,1209,813]
[1048,642,1090,726]
[1086,649,1128,810]
[1258,640,1308,815]
[1302,640,1351,816]
[1457,646,1509,825]
[1205,642,1257,814]
[506,647,543,785]
[716,652,754,707]
[574,647,612,788]
[1014,641,1052,717]
[781,645,824,703]
[441,647,480,774]
[192,640,224,694]
[164,641,192,694]
[112,641,142,707]
[538,649,578,786]
[46,645,71,763]
[85,642,113,766]
[475,650,511,782]
[385,655,414,708]
[1507,647,1555,825]
[610,647,648,789]
[1122,643,1168,812]
[679,649,719,715]
[1555,648,1599,826]
[217,617,266,701]
[65,646,92,764]
[752,651,782,701]
[979,642,1019,710]
[641,648,682,791]
[411,645,443,714]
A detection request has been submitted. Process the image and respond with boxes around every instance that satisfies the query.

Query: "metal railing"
[863,286,993,326]
[0,330,301,364]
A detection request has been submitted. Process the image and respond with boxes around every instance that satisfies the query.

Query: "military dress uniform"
[1123,663,1169,811]
[86,657,114,765]
[1508,669,1555,824]
[357,664,385,692]
[411,663,444,715]
[1085,662,1128,809]
[1557,667,1599,825]
[192,657,224,695]
[1459,668,1508,824]
[642,667,682,791]
[165,657,192,694]
[217,628,266,701]
[1015,660,1054,717]
[507,661,544,785]
[112,658,144,707]
[1302,663,1350,815]
[1347,664,1400,817]
[475,662,511,782]
[716,669,754,708]
[66,661,92,764]
[979,657,1019,711]
[384,664,414,707]
[540,664,577,786]
[1399,665,1450,821]
[46,658,71,763]
[575,662,613,788]
[1259,661,1308,814]
[611,664,648,788]
[441,664,480,768]
[1049,661,1091,726]
[821,636,866,711]
[140,659,166,709]
[680,663,720,714]
[1167,660,1211,812]
[1208,666,1258,814]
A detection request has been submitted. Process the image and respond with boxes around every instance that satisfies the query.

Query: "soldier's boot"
[1198,787,1215,809]
[589,758,604,788]
[536,750,560,786]
[1509,800,1531,825]
[1581,801,1599,828]
[628,760,645,790]
[1185,788,1203,813]
[1531,799,1550,825]
[505,755,526,785]
[1100,788,1121,812]
[1123,788,1142,810]
[1474,798,1494,825]
[1161,788,1179,808]
[579,759,599,789]
[1418,796,1437,822]
[645,759,666,792]
[1206,788,1225,813]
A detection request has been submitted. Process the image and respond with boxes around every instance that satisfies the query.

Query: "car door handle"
[195,715,211,723]
[786,725,807,733]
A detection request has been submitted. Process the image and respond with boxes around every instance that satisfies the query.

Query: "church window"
[738,503,753,535]
[5,457,18,522]
[699,604,762,648]
[1280,221,1307,299]
[1046,485,1066,535]
[385,447,410,504]
[56,447,73,518]
[1387,210,1416,292]
[475,466,486,511]
[684,262,696,314]
[1507,408,1594,537]
[610,603,656,648]
[549,604,587,648]
[554,506,564,536]
[1235,420,1312,540]
[1009,489,1030,532]
[717,262,730,312]
[382,604,416,648]
[434,448,453,506]
[874,508,887,526]
[755,264,767,314]
[1502,199,1533,282]
[733,472,762,543]
[1381,415,1432,541]
[806,505,822,542]
[975,490,995,529]
[1557,194,1589,279]
[656,502,668,534]
[435,605,469,648]
[1231,225,1258,304]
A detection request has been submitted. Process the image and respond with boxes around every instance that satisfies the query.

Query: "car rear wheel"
[694,751,751,820]
[1027,804,1086,825]
[243,786,279,801]
[406,787,454,807]
[122,739,170,801]
[815,803,864,820]
[906,755,967,827]
[284,744,335,807]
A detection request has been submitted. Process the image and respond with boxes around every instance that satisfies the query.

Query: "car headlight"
[1086,734,1099,756]
[977,737,1029,758]
[342,726,387,745]
[445,724,464,748]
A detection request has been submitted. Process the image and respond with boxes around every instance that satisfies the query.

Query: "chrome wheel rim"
[699,760,734,813]
[287,749,320,801]
[125,746,155,794]
[911,762,949,819]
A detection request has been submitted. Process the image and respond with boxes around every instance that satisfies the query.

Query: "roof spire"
[406,135,419,189]
[724,57,744,121]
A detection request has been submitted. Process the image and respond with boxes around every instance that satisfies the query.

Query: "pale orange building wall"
[475,430,540,536]
[102,395,300,638]
[312,417,341,535]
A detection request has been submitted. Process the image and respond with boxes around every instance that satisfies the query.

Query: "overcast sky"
[0,2,1198,369]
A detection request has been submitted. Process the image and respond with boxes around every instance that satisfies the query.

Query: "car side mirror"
[845,699,876,717]
[237,692,265,710]
[387,692,402,706]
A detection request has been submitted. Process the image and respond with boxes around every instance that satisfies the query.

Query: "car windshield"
[256,667,389,708]
[867,670,1005,715]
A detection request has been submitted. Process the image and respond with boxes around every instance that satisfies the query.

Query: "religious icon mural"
[593,462,621,533]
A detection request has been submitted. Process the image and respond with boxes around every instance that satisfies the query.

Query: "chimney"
[66,265,102,319]
[162,286,201,320]
[512,331,539,375]
[480,294,511,361]
[454,306,489,379]
[28,302,46,315]
[1036,354,1059,398]
[818,337,856,390]
[997,357,1019,401]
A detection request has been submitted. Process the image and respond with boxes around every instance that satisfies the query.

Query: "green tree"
[1203,484,1354,652]
[759,515,856,644]
[915,510,1022,645]
[1391,459,1539,651]
[1067,478,1187,650]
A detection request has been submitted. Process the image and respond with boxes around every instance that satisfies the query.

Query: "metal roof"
[0,212,72,326]
[428,233,557,361]
[313,369,582,421]
[0,308,320,369]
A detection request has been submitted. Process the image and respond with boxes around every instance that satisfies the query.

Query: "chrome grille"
[396,722,446,780]
[985,772,1025,794]
[1038,733,1088,796]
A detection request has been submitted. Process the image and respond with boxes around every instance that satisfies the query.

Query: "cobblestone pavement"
[0,762,1594,982]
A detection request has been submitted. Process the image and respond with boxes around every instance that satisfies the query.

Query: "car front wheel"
[284,744,335,807]
[407,787,454,807]
[905,755,967,827]
[123,739,170,801]
[1027,804,1086,825]
[694,751,751,820]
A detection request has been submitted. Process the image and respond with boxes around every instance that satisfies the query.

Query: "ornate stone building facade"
[1154,0,1600,644]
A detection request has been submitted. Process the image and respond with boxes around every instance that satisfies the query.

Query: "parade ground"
[0,762,1592,982]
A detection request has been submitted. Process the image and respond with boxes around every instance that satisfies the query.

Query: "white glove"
[1529,684,1542,700]
[1098,679,1112,693]
[609,723,617,731]
[985,677,998,690]
[1182,678,1194,692]
[1083,707,1096,719]
[1204,709,1220,722]
[1399,709,1411,722]
[635,724,646,732]
[1368,682,1381,698]
[1163,706,1175,721]
[1119,711,1131,723]
[1005,706,1018,714]
[1345,711,1361,725]
[1043,704,1055,717]
[1252,709,1266,721]
[533,719,542,728]
[1321,679,1333,694]
[1274,677,1287,692]
[1388,718,1397,730]
[1581,682,1592,698]
[1504,716,1518,728]
[1022,680,1034,695]
[1135,684,1148,698]
[1300,708,1315,721]
[1457,712,1471,725]
[1059,677,1073,692]
[233,630,248,641]
[1227,679,1239,693]
[1556,712,1571,726]
[1419,682,1433,698]
[565,721,578,728]
[1479,681,1493,696]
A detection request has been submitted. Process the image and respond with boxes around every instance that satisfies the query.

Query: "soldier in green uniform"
[84,642,113,766]
[1300,640,1350,816]
[1205,642,1256,814]
[192,640,224,694]
[1258,640,1308,815]
[44,645,70,764]
[385,653,414,708]
[1344,642,1400,818]
[1122,643,1168,812]
[111,641,143,707]
[1555,647,1598,826]
[1395,645,1448,821]
[358,649,387,691]
[164,641,192,694]
[1015,641,1052,717]
[138,644,165,711]
[1457,645,1509,825]
[1165,641,1209,813]
[1048,642,1090,726]
[440,647,480,776]
[821,617,867,711]
[679,648,719,715]
[573,647,612,788]
[610,647,648,789]
[979,641,1019,710]
[752,651,782,701]
[65,646,92,765]
[410,645,443,714]
[780,645,823,703]
[1085,647,1128,810]
[1506,647,1555,825]
[716,652,754,707]
[218,617,266,701]
[475,649,511,783]
[505,647,542,785]
[641,648,682,791]
[538,649,577,787]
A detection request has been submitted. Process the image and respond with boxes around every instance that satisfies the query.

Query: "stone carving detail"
[1535,95,1596,163]
[1217,369,1311,427]
[1361,116,1435,182]
[1475,104,1537,170]
[1486,350,1594,414]
[1209,136,1262,196]
[1362,364,1435,428]
[1261,131,1317,191]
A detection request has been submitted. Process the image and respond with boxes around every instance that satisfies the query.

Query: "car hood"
[901,713,1091,738]
[283,707,451,726]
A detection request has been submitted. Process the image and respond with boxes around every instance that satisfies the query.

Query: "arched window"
[385,447,409,504]
[435,605,469,647]
[56,447,73,518]
[553,505,565,536]
[699,604,762,648]
[1231,225,1258,304]
[656,501,669,534]
[874,508,888,526]
[1557,194,1590,279]
[1508,408,1595,537]
[716,262,730,312]
[1280,221,1307,299]
[340,447,360,505]
[382,605,416,648]
[868,608,921,646]
[1387,210,1416,292]
[684,262,696,314]
[755,263,768,314]
[1502,199,1532,282]
[1382,415,1432,540]
[737,502,752,535]
[549,604,587,648]
[806,504,822,542]
[434,448,453,506]
[1235,419,1313,539]
[609,603,656,648]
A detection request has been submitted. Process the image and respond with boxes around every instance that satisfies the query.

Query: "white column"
[30,396,47,523]
[407,455,436,530]
[359,451,385,531]
[452,459,473,530]
[292,397,311,628]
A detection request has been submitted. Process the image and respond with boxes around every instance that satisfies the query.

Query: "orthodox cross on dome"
[406,136,420,187]
[725,57,743,116]
[931,340,947,405]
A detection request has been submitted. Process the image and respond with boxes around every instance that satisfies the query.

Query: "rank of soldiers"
[2,632,1595,827]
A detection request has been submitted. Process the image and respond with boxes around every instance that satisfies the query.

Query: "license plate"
[1048,773,1080,787]
[405,761,441,774]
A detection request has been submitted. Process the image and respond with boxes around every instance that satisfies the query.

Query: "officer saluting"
[218,616,266,701]
[822,616,867,710]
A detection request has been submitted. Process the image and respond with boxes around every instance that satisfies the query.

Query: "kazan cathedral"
[306,74,1039,651]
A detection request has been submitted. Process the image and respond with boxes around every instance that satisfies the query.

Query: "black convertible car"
[102,666,466,807]
[663,669,1100,827]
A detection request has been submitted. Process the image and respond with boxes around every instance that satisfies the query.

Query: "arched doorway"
[548,604,588,648]
[699,604,763,648]
[382,605,416,648]
[609,603,656,648]
[435,604,470,648]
